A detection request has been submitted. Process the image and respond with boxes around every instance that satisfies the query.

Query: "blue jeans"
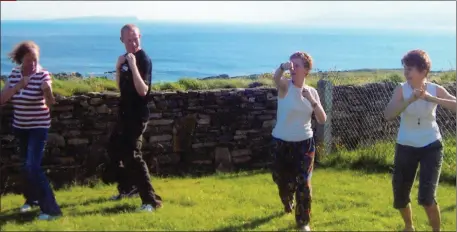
[14,128,62,216]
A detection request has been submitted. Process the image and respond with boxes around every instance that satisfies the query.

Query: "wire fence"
[315,70,456,156]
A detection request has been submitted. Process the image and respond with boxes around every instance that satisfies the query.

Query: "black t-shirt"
[118,49,152,122]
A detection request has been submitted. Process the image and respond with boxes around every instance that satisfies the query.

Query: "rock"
[150,119,174,126]
[149,135,172,142]
[90,98,103,105]
[47,133,66,147]
[96,104,111,114]
[262,120,276,128]
[231,149,252,157]
[67,138,89,145]
[214,147,232,172]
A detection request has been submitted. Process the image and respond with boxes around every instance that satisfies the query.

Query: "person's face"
[22,49,39,73]
[403,65,427,83]
[290,57,308,83]
[121,28,141,53]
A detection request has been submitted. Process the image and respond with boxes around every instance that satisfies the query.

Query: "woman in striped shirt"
[0,41,62,220]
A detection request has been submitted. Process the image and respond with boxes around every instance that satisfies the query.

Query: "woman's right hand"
[407,88,424,103]
[17,75,31,89]
[281,62,293,71]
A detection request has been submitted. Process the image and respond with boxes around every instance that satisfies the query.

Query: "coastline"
[1,68,454,81]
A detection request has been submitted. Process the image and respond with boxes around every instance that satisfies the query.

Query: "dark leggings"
[392,139,443,209]
[271,137,315,227]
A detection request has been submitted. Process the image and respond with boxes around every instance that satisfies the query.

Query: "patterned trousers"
[271,137,315,227]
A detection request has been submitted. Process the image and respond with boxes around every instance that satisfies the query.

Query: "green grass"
[1,169,456,231]
[320,136,456,184]
[1,70,455,96]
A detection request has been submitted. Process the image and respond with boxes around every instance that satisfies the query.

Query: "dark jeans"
[107,119,162,206]
[392,139,443,209]
[14,128,62,216]
[271,137,315,227]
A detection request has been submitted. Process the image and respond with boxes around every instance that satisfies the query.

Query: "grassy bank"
[319,136,457,185]
[1,169,455,231]
[1,70,455,96]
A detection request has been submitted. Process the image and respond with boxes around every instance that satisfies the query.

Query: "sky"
[1,1,456,31]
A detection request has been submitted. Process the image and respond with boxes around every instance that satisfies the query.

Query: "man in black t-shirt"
[106,24,162,211]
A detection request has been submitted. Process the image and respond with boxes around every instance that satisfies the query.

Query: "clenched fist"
[281,61,293,71]
[126,53,137,69]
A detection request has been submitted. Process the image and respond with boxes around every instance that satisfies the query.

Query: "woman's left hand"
[303,89,317,105]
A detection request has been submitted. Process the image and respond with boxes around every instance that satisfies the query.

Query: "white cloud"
[1,1,455,31]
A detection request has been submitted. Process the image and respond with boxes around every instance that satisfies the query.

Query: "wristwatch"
[279,63,284,71]
[311,102,318,108]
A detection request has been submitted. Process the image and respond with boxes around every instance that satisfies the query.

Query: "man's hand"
[116,55,126,70]
[126,53,137,70]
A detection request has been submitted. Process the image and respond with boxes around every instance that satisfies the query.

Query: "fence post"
[316,74,333,157]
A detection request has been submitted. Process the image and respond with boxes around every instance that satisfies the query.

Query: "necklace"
[408,82,427,126]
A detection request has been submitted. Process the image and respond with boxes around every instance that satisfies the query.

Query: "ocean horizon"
[1,21,456,82]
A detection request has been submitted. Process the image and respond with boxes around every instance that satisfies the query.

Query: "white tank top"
[272,80,316,142]
[397,82,441,147]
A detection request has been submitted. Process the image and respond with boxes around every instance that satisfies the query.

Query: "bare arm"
[426,86,456,113]
[309,88,327,124]
[384,85,415,121]
[131,61,150,97]
[41,81,56,106]
[273,64,289,93]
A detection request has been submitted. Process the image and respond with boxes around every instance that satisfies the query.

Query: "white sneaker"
[37,213,60,221]
[137,204,155,212]
[299,225,311,231]
[19,204,32,213]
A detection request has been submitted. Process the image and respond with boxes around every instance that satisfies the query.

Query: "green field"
[1,168,455,231]
[1,69,455,96]
[1,136,456,231]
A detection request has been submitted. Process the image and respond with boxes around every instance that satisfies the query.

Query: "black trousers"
[392,140,443,209]
[107,118,162,206]
[271,137,315,227]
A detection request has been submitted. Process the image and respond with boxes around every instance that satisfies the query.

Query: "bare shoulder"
[305,85,318,95]
[433,83,455,99]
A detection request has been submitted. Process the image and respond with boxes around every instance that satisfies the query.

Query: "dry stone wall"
[1,81,455,194]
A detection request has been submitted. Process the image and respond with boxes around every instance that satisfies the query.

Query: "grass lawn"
[1,168,455,231]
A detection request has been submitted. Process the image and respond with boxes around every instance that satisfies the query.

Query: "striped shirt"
[7,65,52,129]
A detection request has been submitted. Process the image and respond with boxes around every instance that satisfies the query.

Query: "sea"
[1,21,456,82]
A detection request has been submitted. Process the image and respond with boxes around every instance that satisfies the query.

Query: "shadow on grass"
[70,203,137,217]
[214,168,270,180]
[441,204,456,213]
[59,196,111,209]
[214,211,285,232]
[0,211,38,227]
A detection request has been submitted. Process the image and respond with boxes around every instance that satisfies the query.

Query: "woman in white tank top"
[384,50,456,232]
[270,52,327,232]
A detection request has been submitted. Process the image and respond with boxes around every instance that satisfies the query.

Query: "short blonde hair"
[290,51,313,70]
[121,24,140,37]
